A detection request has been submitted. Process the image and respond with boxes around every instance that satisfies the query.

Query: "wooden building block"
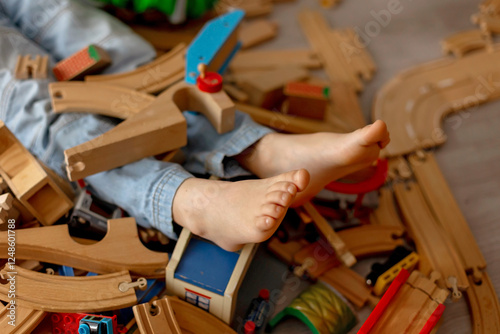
[229,49,321,72]
[0,121,73,225]
[283,81,329,119]
[237,66,309,108]
[0,217,168,277]
[53,45,111,81]
[14,55,48,80]
[166,228,257,325]
[86,43,185,94]
[239,19,278,49]
[0,267,137,313]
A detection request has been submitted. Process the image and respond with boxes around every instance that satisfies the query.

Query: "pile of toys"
[1,0,500,334]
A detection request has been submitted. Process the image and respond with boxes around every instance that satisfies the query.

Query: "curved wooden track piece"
[168,296,236,334]
[49,82,155,119]
[369,187,405,229]
[236,102,345,134]
[319,265,379,308]
[0,305,45,334]
[373,45,500,157]
[393,180,468,293]
[0,217,168,277]
[442,29,489,57]
[133,298,181,334]
[337,225,405,259]
[64,81,234,180]
[85,43,185,94]
[467,272,500,334]
[0,267,136,312]
[409,152,486,280]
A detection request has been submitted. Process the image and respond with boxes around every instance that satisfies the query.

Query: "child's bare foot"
[236,120,390,206]
[172,169,310,251]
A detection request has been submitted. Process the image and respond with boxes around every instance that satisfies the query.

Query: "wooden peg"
[119,277,147,293]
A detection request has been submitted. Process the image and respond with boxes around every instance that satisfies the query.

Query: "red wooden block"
[53,45,111,81]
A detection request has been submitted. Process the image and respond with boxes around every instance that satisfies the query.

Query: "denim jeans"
[0,0,273,239]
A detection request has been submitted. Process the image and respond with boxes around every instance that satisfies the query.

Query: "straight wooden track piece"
[0,267,137,312]
[229,49,321,72]
[0,121,73,225]
[49,82,155,119]
[14,55,48,80]
[319,265,379,308]
[166,296,236,333]
[329,29,376,81]
[298,10,368,91]
[236,102,344,133]
[337,225,405,259]
[133,298,182,334]
[369,187,406,229]
[64,80,234,180]
[239,20,278,49]
[409,152,486,281]
[0,304,45,334]
[0,217,167,277]
[393,180,468,293]
[85,43,186,94]
[442,29,489,57]
[466,272,500,334]
[302,201,356,267]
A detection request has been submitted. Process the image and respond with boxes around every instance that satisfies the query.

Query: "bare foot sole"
[172,169,310,251]
[237,120,391,206]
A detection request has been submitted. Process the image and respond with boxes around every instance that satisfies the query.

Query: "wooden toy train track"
[0,267,137,312]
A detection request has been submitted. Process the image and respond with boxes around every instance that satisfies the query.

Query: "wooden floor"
[234,0,500,333]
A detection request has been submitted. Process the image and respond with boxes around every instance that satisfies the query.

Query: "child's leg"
[0,3,306,248]
[0,11,194,240]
